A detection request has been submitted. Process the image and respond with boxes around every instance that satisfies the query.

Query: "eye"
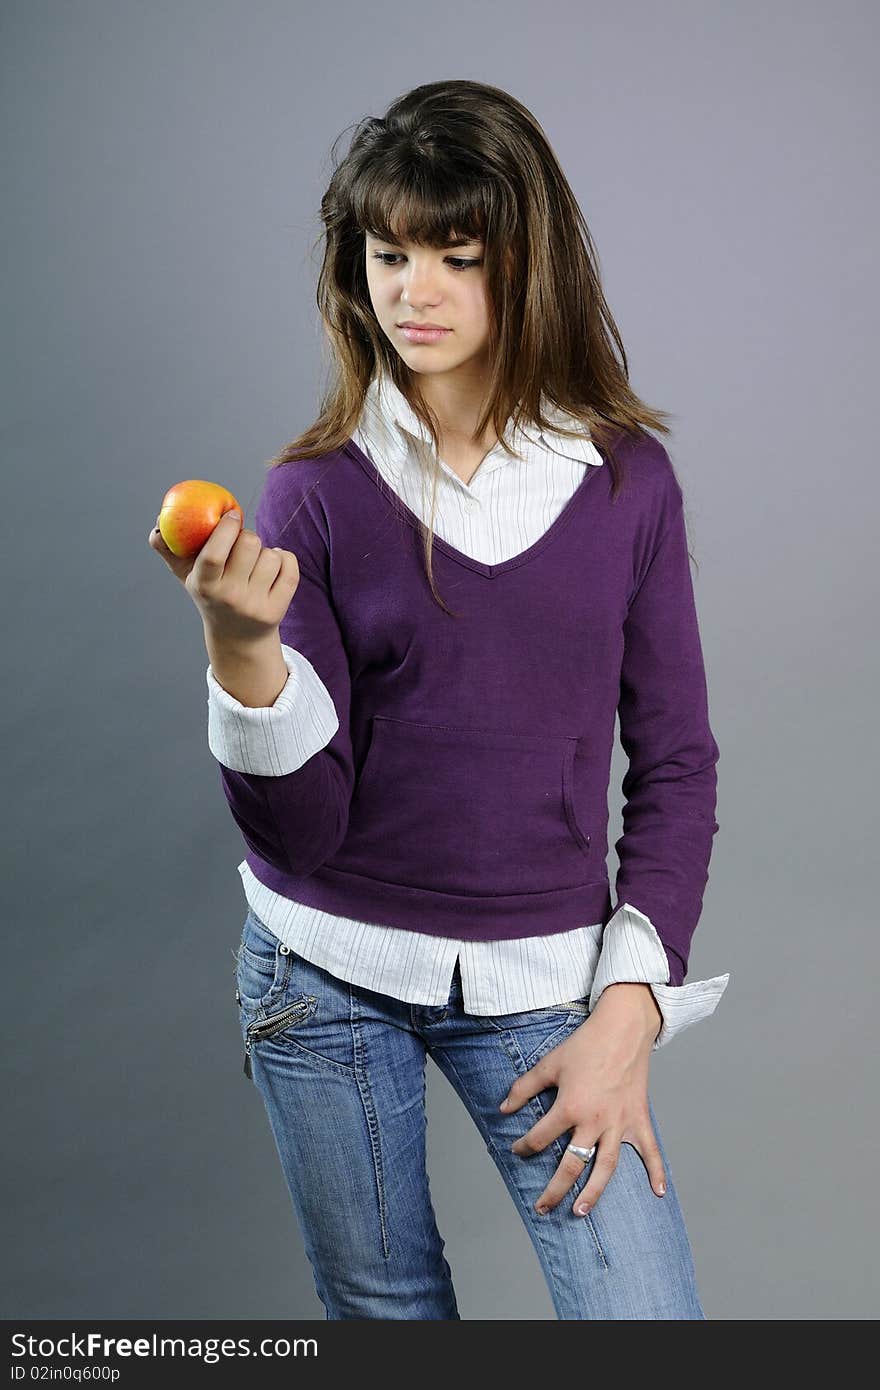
[371,252,483,272]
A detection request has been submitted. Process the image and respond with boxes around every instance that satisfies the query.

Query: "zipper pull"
[239,987,253,1080]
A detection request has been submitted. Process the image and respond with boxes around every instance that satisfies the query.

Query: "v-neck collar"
[342,436,605,580]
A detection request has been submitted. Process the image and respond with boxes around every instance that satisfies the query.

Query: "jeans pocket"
[235,908,293,1008]
[235,930,357,1081]
[483,1000,591,1070]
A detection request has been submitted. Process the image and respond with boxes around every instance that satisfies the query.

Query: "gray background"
[3,0,877,1320]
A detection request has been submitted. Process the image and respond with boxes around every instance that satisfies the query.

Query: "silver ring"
[566,1143,597,1163]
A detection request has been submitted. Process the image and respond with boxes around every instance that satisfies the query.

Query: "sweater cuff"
[588,901,730,1050]
[206,642,339,775]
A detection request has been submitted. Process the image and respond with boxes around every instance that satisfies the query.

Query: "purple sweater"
[215,429,720,986]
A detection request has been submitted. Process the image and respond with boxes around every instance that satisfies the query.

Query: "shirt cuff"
[588,901,730,1051]
[205,642,339,775]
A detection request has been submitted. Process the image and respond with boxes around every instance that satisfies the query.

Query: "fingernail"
[576,1203,590,1216]
[657,1183,666,1195]
[227,510,241,522]
[499,1097,509,1111]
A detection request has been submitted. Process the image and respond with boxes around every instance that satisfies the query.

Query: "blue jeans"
[234,907,706,1320]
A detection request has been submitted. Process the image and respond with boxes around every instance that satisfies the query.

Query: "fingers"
[499,1056,553,1115]
[148,525,173,556]
[509,1090,576,1160]
[514,1113,668,1218]
[500,1044,669,1219]
[148,508,183,555]
[571,1133,622,1216]
[531,1133,603,1216]
[569,1127,665,1216]
[191,510,245,584]
[630,1130,667,1198]
[147,514,192,582]
[262,544,300,600]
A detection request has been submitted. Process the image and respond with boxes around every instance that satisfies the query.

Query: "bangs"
[353,162,489,249]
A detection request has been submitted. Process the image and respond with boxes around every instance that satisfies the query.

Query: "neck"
[417,372,496,450]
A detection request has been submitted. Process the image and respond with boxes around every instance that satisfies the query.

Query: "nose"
[401,260,443,310]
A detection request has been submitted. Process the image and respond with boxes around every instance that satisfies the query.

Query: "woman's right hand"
[147,508,301,650]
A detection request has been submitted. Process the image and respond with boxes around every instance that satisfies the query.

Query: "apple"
[157,479,242,558]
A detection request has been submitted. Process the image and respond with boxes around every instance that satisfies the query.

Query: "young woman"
[150,79,729,1320]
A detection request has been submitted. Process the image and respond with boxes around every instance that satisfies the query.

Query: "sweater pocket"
[335,715,595,896]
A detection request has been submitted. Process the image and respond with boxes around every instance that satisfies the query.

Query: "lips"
[399,324,452,342]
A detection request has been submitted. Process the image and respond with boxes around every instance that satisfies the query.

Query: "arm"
[206,629,291,711]
[611,479,721,987]
[208,465,355,876]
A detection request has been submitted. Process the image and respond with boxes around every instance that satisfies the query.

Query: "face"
[364,231,491,383]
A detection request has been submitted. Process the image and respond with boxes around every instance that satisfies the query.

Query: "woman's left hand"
[500,982,667,1218]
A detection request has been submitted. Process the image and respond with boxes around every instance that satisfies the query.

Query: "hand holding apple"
[148,478,301,652]
[156,479,241,559]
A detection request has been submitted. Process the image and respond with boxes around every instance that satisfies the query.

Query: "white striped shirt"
[206,374,729,1048]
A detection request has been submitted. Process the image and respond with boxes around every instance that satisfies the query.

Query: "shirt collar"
[362,373,604,475]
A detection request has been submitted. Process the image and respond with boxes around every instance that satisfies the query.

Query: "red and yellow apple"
[157,480,242,558]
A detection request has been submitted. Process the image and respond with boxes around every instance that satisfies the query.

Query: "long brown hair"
[267,79,675,613]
